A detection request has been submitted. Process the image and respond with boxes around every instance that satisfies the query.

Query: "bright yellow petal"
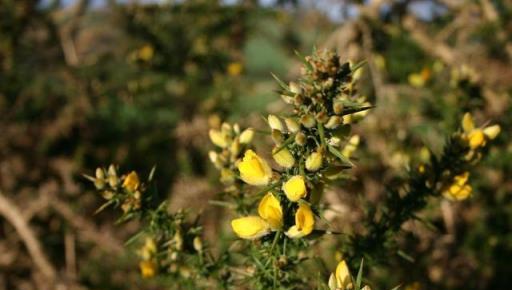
[335,260,351,288]
[258,193,283,230]
[468,129,485,149]
[462,113,474,133]
[285,203,314,238]
[123,171,140,192]
[231,216,270,240]
[483,125,500,140]
[238,150,272,186]
[282,175,307,202]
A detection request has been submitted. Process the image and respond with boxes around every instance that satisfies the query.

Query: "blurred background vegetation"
[0,0,510,289]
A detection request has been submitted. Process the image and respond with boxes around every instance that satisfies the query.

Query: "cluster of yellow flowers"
[85,165,143,213]
[209,121,254,189]
[210,50,369,241]
[441,112,500,201]
[138,238,158,278]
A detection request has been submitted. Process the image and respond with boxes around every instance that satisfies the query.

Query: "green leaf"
[340,106,374,117]
[317,123,327,148]
[397,250,415,262]
[270,72,288,90]
[272,134,296,155]
[328,145,354,167]
[94,200,114,215]
[148,165,157,182]
[124,230,146,246]
[356,258,364,289]
[350,60,367,73]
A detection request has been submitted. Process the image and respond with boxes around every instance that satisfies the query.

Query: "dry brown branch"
[50,197,123,253]
[0,191,57,283]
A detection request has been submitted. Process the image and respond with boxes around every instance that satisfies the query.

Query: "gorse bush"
[87,49,500,290]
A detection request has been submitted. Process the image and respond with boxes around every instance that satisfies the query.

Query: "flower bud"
[95,168,105,179]
[272,147,295,168]
[239,128,254,144]
[193,236,203,252]
[230,138,241,158]
[325,116,342,129]
[220,169,235,184]
[289,81,302,94]
[295,132,307,146]
[333,101,344,115]
[300,114,316,128]
[305,150,323,171]
[209,129,228,148]
[233,123,240,134]
[281,94,294,104]
[268,114,284,132]
[208,151,218,164]
[315,111,329,123]
[221,122,232,135]
[284,118,300,133]
[271,129,283,145]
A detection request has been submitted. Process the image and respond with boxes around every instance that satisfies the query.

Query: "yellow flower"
[328,260,351,290]
[227,62,243,76]
[122,171,140,192]
[139,260,157,278]
[305,150,323,171]
[140,237,157,260]
[231,216,270,240]
[238,150,272,186]
[239,128,254,144]
[258,193,283,230]
[209,129,229,148]
[461,113,500,149]
[285,203,314,238]
[282,175,307,202]
[273,147,295,168]
[138,44,154,62]
[442,172,472,201]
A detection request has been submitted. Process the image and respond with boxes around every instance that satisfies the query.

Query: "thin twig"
[0,191,57,282]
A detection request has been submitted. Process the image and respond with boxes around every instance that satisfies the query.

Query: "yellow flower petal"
[139,260,157,278]
[209,129,228,148]
[239,128,254,144]
[282,175,307,202]
[238,150,272,186]
[468,129,485,149]
[462,113,475,133]
[285,203,314,238]
[335,260,351,289]
[258,193,283,230]
[443,172,472,201]
[483,125,500,140]
[122,171,140,192]
[231,216,270,240]
[268,114,284,132]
